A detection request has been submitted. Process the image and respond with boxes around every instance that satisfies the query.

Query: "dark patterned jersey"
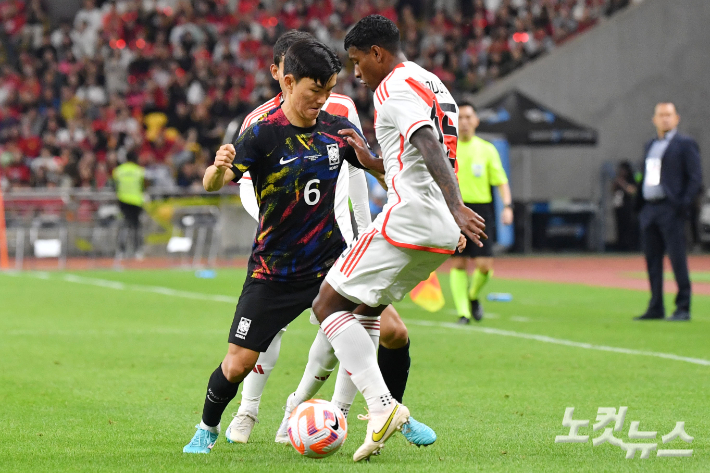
[230,106,366,282]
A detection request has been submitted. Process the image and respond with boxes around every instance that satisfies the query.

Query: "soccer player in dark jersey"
[183,38,382,454]
[228,31,436,449]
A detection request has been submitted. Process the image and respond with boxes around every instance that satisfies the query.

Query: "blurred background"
[0,0,708,269]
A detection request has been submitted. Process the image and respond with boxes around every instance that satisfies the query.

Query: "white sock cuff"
[353,313,380,337]
[199,420,220,434]
[332,399,352,418]
[322,311,358,341]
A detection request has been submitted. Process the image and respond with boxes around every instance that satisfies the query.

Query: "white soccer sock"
[293,328,338,405]
[322,311,392,417]
[331,314,380,419]
[237,330,284,416]
[199,420,220,434]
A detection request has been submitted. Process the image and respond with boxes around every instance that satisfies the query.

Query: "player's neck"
[375,52,408,89]
[281,101,316,128]
[460,133,474,142]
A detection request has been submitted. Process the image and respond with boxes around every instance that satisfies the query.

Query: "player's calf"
[378,305,408,349]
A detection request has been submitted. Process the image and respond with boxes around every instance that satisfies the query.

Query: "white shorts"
[325,227,449,307]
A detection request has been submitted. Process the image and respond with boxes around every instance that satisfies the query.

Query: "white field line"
[4,272,709,367]
[57,273,240,304]
[403,319,710,367]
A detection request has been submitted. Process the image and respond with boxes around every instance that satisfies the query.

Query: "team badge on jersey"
[472,163,484,177]
[327,144,340,169]
[235,317,252,339]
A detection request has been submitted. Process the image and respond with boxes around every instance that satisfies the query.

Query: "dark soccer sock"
[378,339,411,404]
[202,364,241,428]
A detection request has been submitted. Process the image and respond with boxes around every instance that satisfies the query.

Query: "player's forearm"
[367,169,388,190]
[498,183,512,206]
[203,165,227,192]
[365,157,385,174]
[411,128,464,214]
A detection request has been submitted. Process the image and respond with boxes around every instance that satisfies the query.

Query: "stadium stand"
[0,0,629,190]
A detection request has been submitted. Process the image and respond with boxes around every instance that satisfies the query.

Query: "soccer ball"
[287,399,348,459]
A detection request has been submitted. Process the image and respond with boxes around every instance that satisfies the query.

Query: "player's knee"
[451,258,466,270]
[312,293,328,324]
[477,260,493,274]
[380,321,408,349]
[222,352,257,383]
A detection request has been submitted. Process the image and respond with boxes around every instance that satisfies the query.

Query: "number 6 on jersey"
[304,179,321,205]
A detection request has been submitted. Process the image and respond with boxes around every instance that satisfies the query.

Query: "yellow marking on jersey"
[297,134,315,150]
[259,167,291,199]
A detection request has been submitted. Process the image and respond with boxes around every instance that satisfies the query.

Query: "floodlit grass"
[626,270,710,283]
[1,268,708,472]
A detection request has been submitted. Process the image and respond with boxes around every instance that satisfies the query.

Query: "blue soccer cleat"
[183,425,219,453]
[401,417,437,446]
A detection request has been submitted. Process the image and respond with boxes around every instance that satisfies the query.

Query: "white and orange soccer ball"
[287,399,348,459]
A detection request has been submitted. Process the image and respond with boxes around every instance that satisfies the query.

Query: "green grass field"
[627,270,710,283]
[1,268,708,472]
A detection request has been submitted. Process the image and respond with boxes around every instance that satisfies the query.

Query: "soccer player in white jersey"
[225,31,436,448]
[286,16,487,462]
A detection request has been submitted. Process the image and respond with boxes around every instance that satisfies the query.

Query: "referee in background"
[450,103,513,324]
[113,151,146,259]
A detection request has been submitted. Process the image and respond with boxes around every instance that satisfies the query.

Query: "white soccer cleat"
[353,403,410,462]
[225,412,258,444]
[274,392,299,444]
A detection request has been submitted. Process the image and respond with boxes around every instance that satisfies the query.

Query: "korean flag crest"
[327,143,340,168]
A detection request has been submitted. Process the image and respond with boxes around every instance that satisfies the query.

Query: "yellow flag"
[409,272,445,312]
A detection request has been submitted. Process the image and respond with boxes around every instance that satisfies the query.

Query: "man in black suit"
[635,102,702,322]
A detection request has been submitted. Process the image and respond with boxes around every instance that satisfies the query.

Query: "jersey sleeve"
[379,81,433,143]
[238,172,260,221]
[229,123,261,182]
[347,164,372,234]
[486,143,508,186]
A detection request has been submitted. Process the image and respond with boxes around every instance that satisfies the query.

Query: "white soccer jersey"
[237,92,369,244]
[372,61,461,253]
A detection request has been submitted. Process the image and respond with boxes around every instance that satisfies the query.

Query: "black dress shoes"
[634,312,665,321]
[666,311,690,321]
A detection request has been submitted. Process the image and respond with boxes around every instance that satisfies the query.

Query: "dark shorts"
[452,202,494,258]
[119,202,142,227]
[228,276,324,352]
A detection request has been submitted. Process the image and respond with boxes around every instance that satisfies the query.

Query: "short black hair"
[344,15,401,54]
[283,39,342,87]
[458,101,476,112]
[655,101,678,113]
[273,30,312,66]
[126,150,138,163]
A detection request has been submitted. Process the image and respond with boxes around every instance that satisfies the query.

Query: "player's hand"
[457,233,467,253]
[452,204,487,247]
[502,206,514,225]
[214,144,236,171]
[338,129,384,173]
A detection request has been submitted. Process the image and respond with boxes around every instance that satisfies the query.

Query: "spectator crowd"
[0,0,629,191]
